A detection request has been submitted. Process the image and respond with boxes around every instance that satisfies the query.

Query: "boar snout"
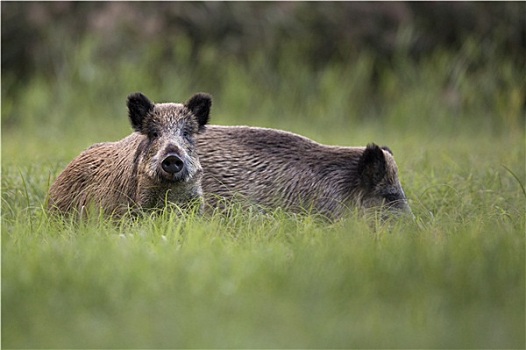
[161,153,185,175]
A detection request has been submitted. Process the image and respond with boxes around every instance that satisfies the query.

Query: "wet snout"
[386,196,414,220]
[161,153,184,174]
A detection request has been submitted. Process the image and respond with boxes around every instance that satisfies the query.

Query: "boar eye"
[151,131,159,138]
[384,193,399,202]
[182,129,192,139]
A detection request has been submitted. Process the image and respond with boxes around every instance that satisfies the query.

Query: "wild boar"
[48,92,212,217]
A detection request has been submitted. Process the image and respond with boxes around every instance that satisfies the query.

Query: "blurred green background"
[2,2,525,150]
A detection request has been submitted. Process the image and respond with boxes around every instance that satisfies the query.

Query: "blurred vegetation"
[3,2,525,77]
[2,2,525,137]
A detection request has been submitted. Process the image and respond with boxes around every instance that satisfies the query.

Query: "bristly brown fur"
[197,125,411,220]
[48,92,212,217]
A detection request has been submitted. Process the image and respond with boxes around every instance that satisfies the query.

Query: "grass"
[2,35,525,348]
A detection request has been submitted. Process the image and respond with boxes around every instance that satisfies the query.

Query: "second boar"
[197,125,411,220]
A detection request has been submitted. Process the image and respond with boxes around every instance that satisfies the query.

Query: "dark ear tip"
[381,145,393,155]
[127,92,144,99]
[186,92,212,129]
[365,143,393,156]
[127,92,149,105]
[127,92,143,101]
[364,143,383,156]
[361,143,386,168]
[188,92,212,105]
[127,92,154,132]
[194,92,212,99]
[359,142,388,186]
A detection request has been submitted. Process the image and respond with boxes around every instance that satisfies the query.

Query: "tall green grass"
[2,36,524,348]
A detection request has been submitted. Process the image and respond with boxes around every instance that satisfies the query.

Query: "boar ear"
[127,92,154,132]
[358,143,387,188]
[381,145,393,155]
[186,93,211,131]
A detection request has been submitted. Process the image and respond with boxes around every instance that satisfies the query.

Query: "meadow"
[2,35,525,348]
